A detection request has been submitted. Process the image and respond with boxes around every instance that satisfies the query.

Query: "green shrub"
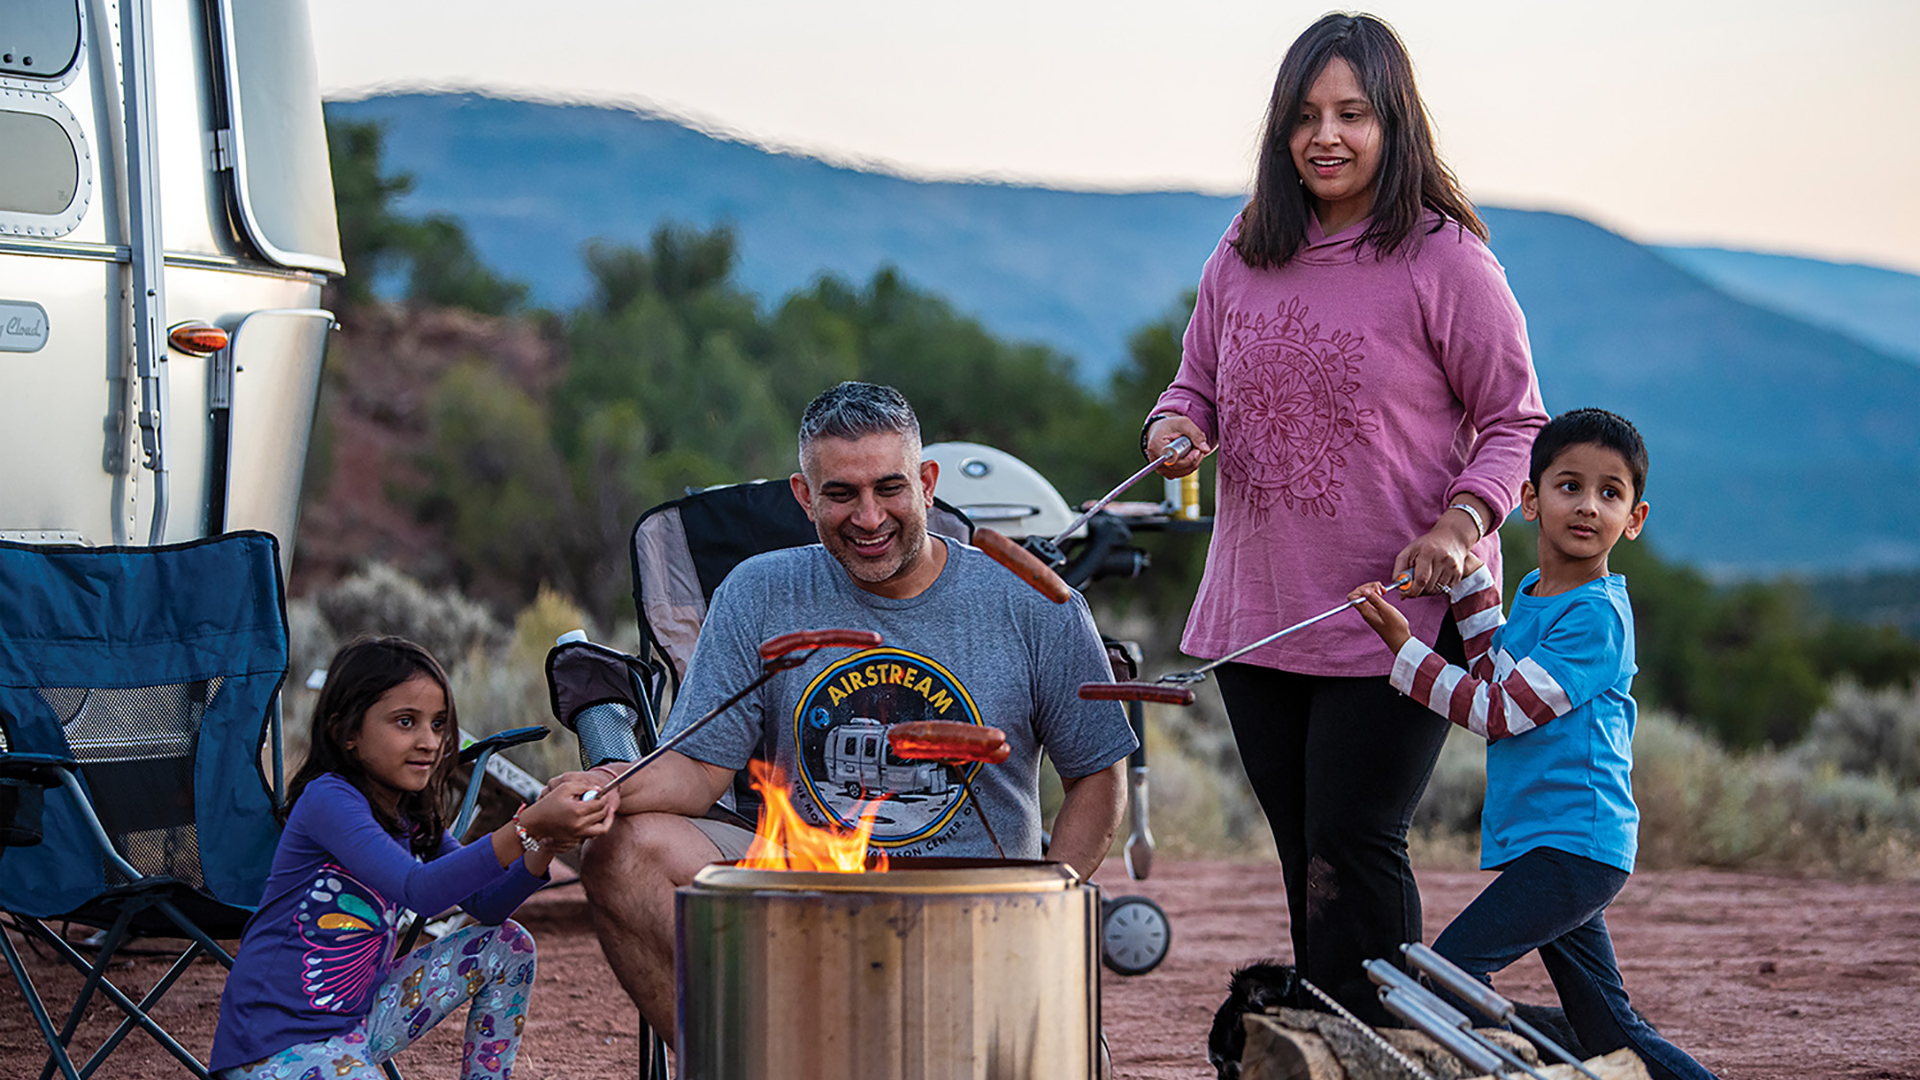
[314,561,505,665]
[1794,679,1920,790]
[1625,713,1917,877]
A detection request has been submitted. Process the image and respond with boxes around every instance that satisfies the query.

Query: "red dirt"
[4,860,1915,1079]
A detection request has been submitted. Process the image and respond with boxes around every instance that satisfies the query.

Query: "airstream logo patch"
[0,301,49,353]
[791,648,985,849]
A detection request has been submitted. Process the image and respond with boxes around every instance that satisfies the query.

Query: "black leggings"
[1215,618,1461,1026]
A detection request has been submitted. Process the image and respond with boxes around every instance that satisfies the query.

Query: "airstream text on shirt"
[824,662,955,714]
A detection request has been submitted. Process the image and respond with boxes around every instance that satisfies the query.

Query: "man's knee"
[582,812,723,905]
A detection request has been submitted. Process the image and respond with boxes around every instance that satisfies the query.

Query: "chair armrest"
[0,752,79,788]
[458,726,549,766]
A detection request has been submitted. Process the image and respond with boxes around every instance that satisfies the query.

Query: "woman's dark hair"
[284,636,458,860]
[1236,12,1486,269]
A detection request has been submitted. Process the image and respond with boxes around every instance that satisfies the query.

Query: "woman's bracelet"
[1448,501,1487,540]
[1139,412,1176,459]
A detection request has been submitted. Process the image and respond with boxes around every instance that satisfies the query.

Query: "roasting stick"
[1051,435,1194,550]
[581,629,883,802]
[1175,568,1415,682]
[889,721,1011,860]
[974,436,1195,604]
[1079,570,1416,705]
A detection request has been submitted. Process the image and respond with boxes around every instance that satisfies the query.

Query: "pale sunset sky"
[313,0,1920,274]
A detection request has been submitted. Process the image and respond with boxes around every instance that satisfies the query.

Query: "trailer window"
[0,113,76,214]
[0,95,89,236]
[215,0,342,275]
[0,0,82,82]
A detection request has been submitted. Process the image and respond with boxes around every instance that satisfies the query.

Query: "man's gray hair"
[797,382,922,468]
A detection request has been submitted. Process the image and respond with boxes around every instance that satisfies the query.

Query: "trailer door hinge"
[211,128,234,171]
[210,349,234,409]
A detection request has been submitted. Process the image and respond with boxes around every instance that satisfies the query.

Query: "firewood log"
[1239,1008,1647,1080]
[1240,1014,1345,1080]
[1460,1047,1649,1080]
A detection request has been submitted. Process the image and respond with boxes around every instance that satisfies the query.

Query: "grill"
[675,858,1100,1079]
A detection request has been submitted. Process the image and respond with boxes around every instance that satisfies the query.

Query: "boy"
[1348,408,1717,1080]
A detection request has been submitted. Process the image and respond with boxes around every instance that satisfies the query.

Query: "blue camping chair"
[0,533,289,1080]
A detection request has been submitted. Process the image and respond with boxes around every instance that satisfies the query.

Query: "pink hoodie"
[1155,211,1545,677]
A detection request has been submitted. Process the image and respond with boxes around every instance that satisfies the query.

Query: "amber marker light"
[166,321,230,356]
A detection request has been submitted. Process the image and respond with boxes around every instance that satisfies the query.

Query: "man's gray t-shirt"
[662,536,1137,859]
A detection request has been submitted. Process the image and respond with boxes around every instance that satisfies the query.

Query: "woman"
[1144,12,1546,1023]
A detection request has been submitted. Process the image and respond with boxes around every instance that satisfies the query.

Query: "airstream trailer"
[1,0,338,557]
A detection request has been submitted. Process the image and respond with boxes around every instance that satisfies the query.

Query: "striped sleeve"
[1388,584,1622,743]
[1446,563,1503,679]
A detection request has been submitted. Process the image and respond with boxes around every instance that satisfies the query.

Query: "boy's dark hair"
[284,636,458,860]
[1530,408,1649,502]
[1236,11,1486,270]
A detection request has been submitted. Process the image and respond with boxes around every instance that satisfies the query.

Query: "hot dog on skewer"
[887,721,1011,765]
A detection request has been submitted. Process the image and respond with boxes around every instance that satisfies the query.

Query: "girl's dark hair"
[1236,12,1486,269]
[285,636,458,860]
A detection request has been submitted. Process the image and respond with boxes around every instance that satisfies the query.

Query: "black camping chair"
[0,533,288,1080]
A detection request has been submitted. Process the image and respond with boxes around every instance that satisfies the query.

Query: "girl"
[1141,12,1546,1023]
[210,637,616,1080]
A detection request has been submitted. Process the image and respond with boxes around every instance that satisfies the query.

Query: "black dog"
[1206,961,1299,1080]
[1205,960,1600,1079]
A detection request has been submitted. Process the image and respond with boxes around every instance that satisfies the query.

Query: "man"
[575,381,1137,1039]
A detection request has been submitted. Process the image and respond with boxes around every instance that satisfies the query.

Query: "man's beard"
[826,515,927,586]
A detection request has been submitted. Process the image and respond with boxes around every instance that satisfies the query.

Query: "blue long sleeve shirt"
[210,773,545,1069]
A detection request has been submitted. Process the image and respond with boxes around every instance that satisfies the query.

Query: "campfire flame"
[737,760,890,873]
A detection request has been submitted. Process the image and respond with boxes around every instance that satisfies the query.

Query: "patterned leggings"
[220,920,538,1080]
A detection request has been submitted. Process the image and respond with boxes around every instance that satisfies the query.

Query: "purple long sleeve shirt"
[1156,212,1545,676]
[210,773,546,1069]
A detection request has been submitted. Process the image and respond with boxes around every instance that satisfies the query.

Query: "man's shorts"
[689,815,758,861]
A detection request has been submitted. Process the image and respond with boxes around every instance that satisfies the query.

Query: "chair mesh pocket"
[39,680,225,886]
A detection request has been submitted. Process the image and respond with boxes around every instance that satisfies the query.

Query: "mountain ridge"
[323,91,1920,576]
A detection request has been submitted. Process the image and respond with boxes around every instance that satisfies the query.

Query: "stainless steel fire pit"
[676,858,1100,1079]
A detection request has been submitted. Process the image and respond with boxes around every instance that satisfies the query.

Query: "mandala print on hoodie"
[1217,297,1376,524]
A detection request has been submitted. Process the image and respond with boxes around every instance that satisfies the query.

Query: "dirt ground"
[3,860,1915,1079]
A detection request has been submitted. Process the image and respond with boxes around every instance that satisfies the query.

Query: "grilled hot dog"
[887,721,1011,764]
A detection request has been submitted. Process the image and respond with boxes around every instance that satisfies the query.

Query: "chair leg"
[77,942,210,1079]
[37,908,136,1080]
[155,897,237,968]
[643,1024,670,1079]
[18,915,216,1080]
[0,923,84,1080]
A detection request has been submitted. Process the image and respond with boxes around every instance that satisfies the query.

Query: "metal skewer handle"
[1402,943,1604,1080]
[581,629,882,801]
[1051,435,1193,545]
[1366,961,1550,1080]
[1077,570,1416,703]
[1378,988,1505,1075]
[1185,569,1413,680]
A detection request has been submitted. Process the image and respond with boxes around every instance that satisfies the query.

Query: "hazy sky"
[313,0,1920,274]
